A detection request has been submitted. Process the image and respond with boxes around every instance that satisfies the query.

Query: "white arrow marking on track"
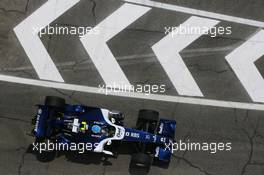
[14,0,80,82]
[152,16,219,96]
[80,3,151,86]
[226,30,264,103]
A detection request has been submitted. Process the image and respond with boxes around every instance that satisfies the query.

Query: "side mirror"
[109,110,124,120]
[107,140,112,145]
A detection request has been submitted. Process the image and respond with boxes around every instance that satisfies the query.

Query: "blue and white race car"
[32,96,176,168]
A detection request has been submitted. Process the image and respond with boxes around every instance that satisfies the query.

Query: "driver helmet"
[91,125,101,134]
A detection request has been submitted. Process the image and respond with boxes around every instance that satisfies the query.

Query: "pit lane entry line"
[0,74,264,111]
[125,0,264,28]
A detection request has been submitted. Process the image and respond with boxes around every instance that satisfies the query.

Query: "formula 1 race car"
[32,96,176,168]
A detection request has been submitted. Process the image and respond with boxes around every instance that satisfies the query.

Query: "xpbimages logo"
[32,140,99,154]
[165,25,232,38]
[98,82,166,95]
[165,140,232,154]
[32,24,100,38]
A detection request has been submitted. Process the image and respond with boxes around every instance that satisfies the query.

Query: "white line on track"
[124,0,264,28]
[0,75,263,111]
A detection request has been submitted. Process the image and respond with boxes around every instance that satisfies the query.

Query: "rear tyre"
[35,139,57,162]
[45,96,65,109]
[137,109,159,133]
[138,109,159,122]
[136,109,160,156]
[131,153,152,168]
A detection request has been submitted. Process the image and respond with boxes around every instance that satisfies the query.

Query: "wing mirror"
[109,110,124,120]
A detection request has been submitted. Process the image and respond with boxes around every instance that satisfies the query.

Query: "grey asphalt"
[0,0,264,175]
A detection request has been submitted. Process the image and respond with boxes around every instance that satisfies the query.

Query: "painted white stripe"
[152,16,219,97]
[226,30,264,103]
[124,0,264,28]
[80,4,151,86]
[0,74,263,111]
[14,0,80,82]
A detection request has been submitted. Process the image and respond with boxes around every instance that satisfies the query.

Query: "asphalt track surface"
[0,0,264,175]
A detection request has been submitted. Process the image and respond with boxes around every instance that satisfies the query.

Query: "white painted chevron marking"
[14,0,80,82]
[80,4,151,86]
[226,30,264,103]
[125,0,264,28]
[152,16,219,96]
